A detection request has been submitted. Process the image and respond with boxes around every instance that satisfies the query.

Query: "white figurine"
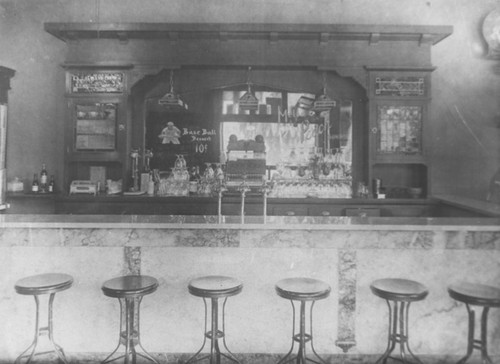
[159,121,181,144]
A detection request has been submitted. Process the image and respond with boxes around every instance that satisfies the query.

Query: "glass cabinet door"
[371,100,426,163]
[376,104,423,155]
[74,103,117,151]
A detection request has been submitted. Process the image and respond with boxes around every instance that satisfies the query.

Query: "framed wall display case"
[63,66,132,192]
[366,67,434,199]
[0,66,15,209]
[74,102,117,151]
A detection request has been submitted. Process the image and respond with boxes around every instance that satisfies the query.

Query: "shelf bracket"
[168,31,179,44]
[419,33,433,46]
[219,32,229,42]
[66,31,79,43]
[319,32,330,46]
[269,32,279,45]
[369,33,380,45]
[117,32,129,44]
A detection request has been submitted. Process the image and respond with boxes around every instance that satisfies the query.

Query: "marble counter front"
[0,214,499,363]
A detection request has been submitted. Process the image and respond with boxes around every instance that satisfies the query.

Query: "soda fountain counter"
[0,212,498,363]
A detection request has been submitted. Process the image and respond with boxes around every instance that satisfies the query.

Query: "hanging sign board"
[69,72,125,94]
[145,112,219,170]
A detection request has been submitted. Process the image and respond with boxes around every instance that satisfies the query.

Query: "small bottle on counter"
[31,173,39,193]
[40,163,48,192]
[48,175,55,193]
[189,166,199,194]
[147,172,155,195]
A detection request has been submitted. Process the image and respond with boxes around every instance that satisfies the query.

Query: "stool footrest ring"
[293,333,312,344]
[205,329,225,340]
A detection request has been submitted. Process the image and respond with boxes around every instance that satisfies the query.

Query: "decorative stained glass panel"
[375,77,425,97]
[377,105,422,154]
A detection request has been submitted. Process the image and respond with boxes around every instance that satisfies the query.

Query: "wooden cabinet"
[307,204,344,216]
[63,66,131,193]
[271,204,309,216]
[366,67,434,199]
[54,195,435,217]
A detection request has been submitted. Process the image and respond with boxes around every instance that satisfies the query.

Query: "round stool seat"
[15,273,73,295]
[276,277,331,301]
[102,275,158,298]
[370,278,428,302]
[448,282,500,307]
[188,275,243,298]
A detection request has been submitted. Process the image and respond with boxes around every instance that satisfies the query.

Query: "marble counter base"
[1,222,499,359]
[10,352,496,364]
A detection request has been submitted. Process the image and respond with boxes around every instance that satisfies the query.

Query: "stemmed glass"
[175,154,187,169]
[214,163,225,187]
[204,163,215,179]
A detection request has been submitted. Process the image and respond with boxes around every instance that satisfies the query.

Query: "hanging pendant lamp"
[313,72,336,112]
[238,67,259,111]
[158,70,188,111]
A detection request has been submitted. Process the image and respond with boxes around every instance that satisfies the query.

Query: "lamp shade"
[238,90,259,111]
[313,94,336,112]
[158,70,188,111]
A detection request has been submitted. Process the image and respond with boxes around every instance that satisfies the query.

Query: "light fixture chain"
[247,66,252,92]
[170,70,175,93]
[322,72,327,94]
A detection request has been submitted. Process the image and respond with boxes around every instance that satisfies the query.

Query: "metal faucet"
[217,184,227,224]
[129,148,140,192]
[238,176,250,224]
[260,181,271,224]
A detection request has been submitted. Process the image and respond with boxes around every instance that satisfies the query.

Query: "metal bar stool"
[448,281,500,364]
[184,275,243,364]
[370,278,428,364]
[101,275,160,364]
[14,273,74,364]
[275,277,331,364]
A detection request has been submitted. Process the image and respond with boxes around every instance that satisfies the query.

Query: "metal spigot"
[129,148,140,192]
[144,149,153,173]
[216,184,227,224]
[260,181,271,224]
[237,176,250,224]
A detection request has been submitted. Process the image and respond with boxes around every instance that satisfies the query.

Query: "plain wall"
[0,0,498,198]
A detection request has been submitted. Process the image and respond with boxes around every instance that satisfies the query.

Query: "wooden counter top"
[432,194,500,217]
[0,213,498,231]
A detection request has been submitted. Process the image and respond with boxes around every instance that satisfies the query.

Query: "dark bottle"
[189,166,199,194]
[31,173,39,193]
[40,163,48,192]
[48,175,55,193]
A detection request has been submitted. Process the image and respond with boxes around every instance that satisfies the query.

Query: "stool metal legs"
[102,296,159,364]
[456,304,493,364]
[277,300,328,364]
[184,297,240,364]
[15,293,69,364]
[376,300,422,364]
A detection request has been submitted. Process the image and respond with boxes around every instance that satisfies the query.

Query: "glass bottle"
[40,163,48,192]
[48,175,55,193]
[31,173,39,193]
[175,154,187,169]
[189,166,199,194]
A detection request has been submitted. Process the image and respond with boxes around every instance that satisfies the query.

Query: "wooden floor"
[5,353,497,364]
